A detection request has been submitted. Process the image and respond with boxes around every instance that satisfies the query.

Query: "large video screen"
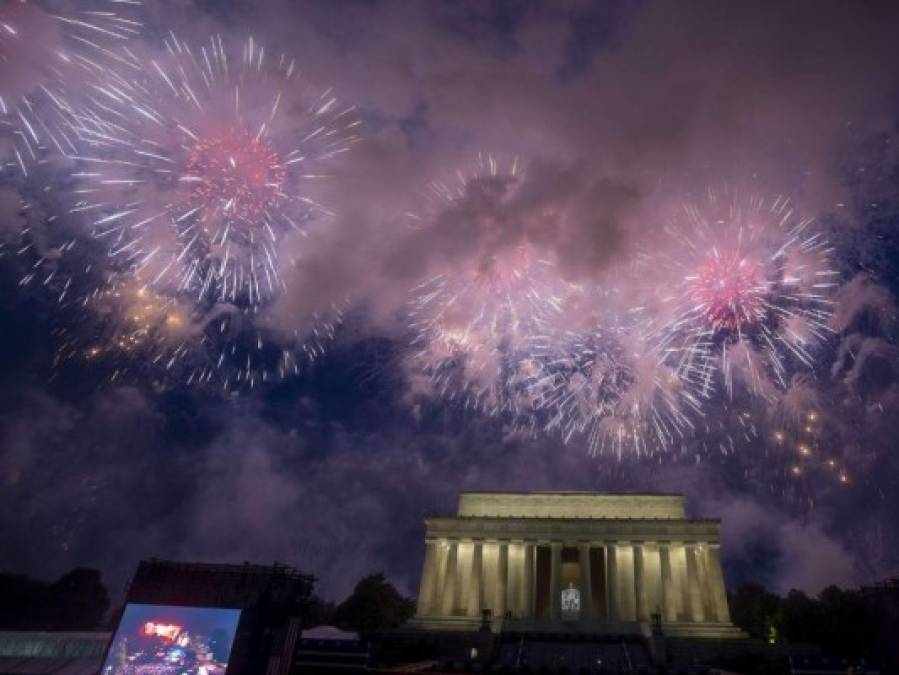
[101,603,241,675]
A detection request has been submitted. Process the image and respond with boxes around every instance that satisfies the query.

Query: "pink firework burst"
[67,33,359,310]
[687,250,767,333]
[183,127,287,230]
[651,189,838,398]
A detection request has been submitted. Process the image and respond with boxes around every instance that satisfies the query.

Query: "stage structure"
[409,492,744,638]
[119,559,314,675]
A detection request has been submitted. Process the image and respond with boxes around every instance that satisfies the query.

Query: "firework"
[408,247,558,415]
[5,189,84,306]
[651,189,837,398]
[526,316,705,456]
[54,275,197,382]
[765,406,852,509]
[67,33,359,310]
[54,273,346,390]
[0,0,140,79]
[0,0,141,176]
[406,155,581,416]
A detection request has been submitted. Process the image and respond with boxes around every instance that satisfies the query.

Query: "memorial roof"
[456,492,687,520]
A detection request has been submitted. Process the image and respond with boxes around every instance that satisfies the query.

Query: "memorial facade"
[409,492,744,638]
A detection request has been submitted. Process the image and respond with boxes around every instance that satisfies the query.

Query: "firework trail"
[651,189,838,399]
[54,275,195,369]
[408,246,559,416]
[6,189,83,306]
[0,0,141,85]
[0,0,141,176]
[406,154,581,416]
[526,314,706,457]
[54,273,346,390]
[769,378,851,494]
[67,32,359,311]
[745,404,851,509]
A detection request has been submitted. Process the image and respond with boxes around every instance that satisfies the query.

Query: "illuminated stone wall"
[410,492,744,638]
[457,492,686,519]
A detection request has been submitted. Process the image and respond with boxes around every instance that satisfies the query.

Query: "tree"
[0,573,50,630]
[729,582,883,661]
[333,573,415,635]
[729,583,781,641]
[49,568,110,630]
[0,568,110,630]
[816,585,872,660]
[778,589,822,644]
[302,594,336,628]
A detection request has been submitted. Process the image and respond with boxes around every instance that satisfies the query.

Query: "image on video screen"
[101,603,241,675]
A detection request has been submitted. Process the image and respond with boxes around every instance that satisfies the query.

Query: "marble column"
[524,542,536,619]
[659,544,677,622]
[506,543,523,618]
[616,544,637,621]
[431,540,448,616]
[640,544,664,621]
[706,544,731,622]
[496,542,509,618]
[606,543,618,622]
[481,542,499,618]
[634,545,647,621]
[578,543,593,621]
[549,542,562,620]
[695,544,715,620]
[466,542,483,618]
[685,544,705,622]
[668,543,690,621]
[417,540,439,616]
[440,540,458,615]
[455,542,473,616]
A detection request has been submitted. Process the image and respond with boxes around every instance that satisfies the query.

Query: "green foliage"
[333,573,415,636]
[730,583,781,640]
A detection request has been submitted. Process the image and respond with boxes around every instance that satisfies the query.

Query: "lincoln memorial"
[409,492,744,638]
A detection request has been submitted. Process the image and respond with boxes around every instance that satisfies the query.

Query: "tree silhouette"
[730,581,887,663]
[0,568,109,630]
[333,573,414,635]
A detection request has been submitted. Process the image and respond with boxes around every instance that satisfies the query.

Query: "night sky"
[2,0,899,604]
